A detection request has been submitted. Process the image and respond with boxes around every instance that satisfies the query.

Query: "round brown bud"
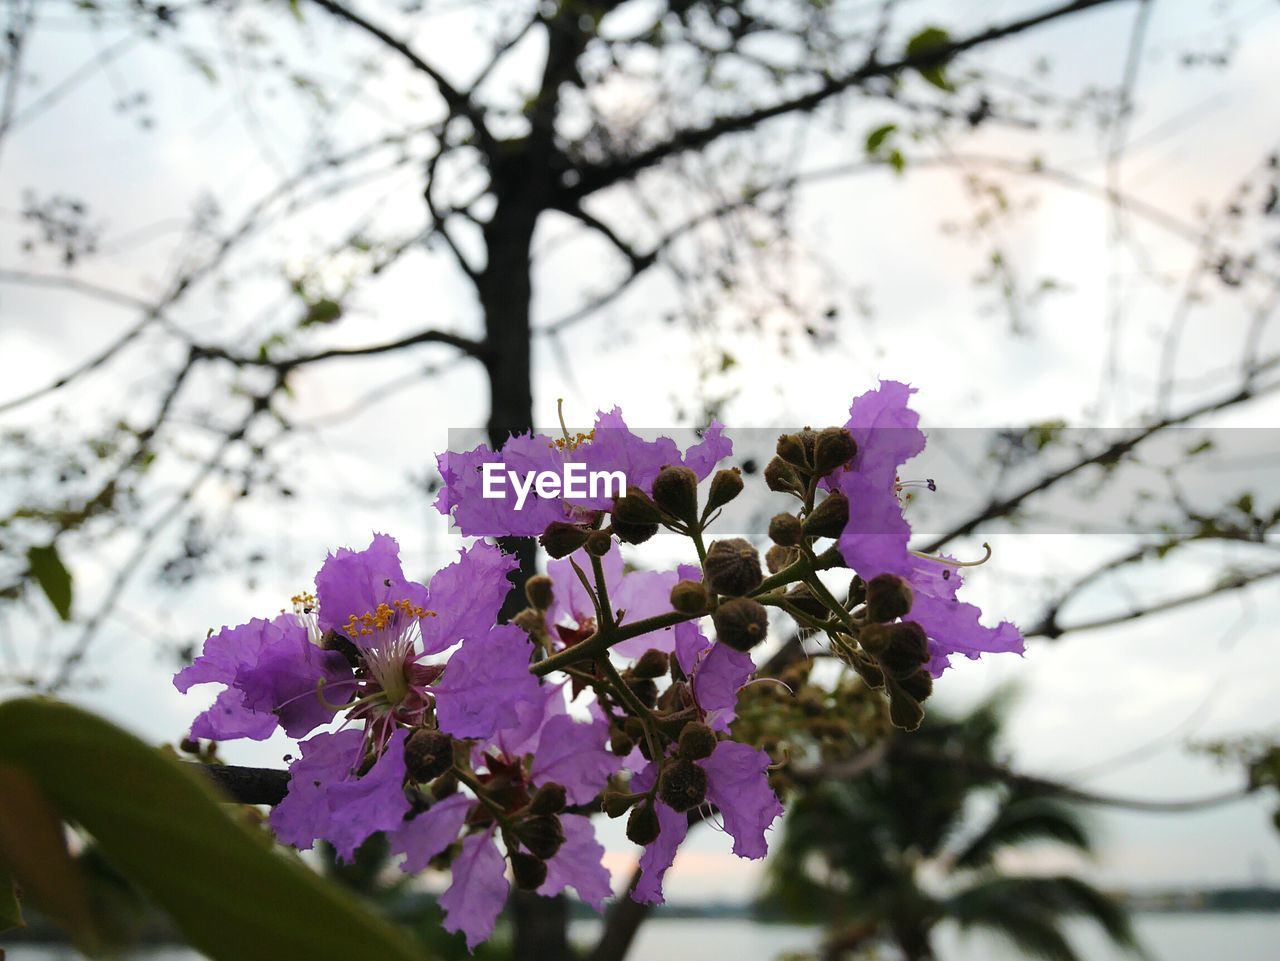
[712,596,769,652]
[540,521,589,559]
[658,758,708,813]
[626,800,662,846]
[612,517,659,545]
[775,431,810,469]
[768,512,803,547]
[528,782,567,815]
[812,427,857,475]
[704,538,763,596]
[887,678,925,731]
[677,722,717,761]
[633,648,670,679]
[865,573,913,623]
[602,791,637,818]
[404,729,454,783]
[651,465,700,521]
[510,851,548,890]
[609,727,636,757]
[626,674,659,709]
[803,491,849,539]
[670,579,709,615]
[516,815,565,860]
[878,621,930,679]
[858,622,893,658]
[612,487,662,525]
[524,574,554,610]
[705,467,744,513]
[585,529,613,557]
[764,456,801,494]
[765,544,799,574]
[897,668,933,703]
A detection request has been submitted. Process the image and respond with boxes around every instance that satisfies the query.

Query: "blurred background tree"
[764,693,1141,961]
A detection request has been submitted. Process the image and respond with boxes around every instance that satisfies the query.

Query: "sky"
[2,0,1280,907]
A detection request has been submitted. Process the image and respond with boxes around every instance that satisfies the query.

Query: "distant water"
[6,914,1279,960]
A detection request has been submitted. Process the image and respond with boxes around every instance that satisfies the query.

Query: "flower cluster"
[175,380,1023,950]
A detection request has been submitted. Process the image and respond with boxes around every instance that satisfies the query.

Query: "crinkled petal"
[906,558,1025,676]
[693,642,755,733]
[679,421,733,480]
[844,380,926,486]
[434,625,541,739]
[314,533,429,634]
[188,687,278,742]
[269,728,364,851]
[420,541,517,654]
[323,729,412,861]
[235,619,355,739]
[531,714,621,804]
[174,617,273,692]
[440,830,509,951]
[540,814,613,911]
[390,792,472,875]
[436,438,569,537]
[700,740,782,860]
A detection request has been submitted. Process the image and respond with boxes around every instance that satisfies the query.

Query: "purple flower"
[530,713,622,804]
[433,624,542,739]
[834,381,1025,675]
[546,547,681,658]
[389,792,471,874]
[630,739,782,905]
[539,814,613,910]
[672,566,755,732]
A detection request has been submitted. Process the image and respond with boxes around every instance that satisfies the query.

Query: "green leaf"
[864,123,897,155]
[905,26,955,91]
[26,543,72,621]
[301,298,343,328]
[0,699,427,961]
[887,149,907,175]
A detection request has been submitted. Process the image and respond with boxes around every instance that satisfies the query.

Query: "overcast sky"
[2,0,1279,904]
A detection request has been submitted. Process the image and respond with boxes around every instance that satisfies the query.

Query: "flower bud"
[431,771,460,799]
[529,782,567,815]
[658,758,708,813]
[812,427,857,475]
[602,791,638,818]
[524,574,554,610]
[612,487,662,524]
[609,727,635,757]
[768,512,803,547]
[626,673,659,709]
[704,538,763,596]
[784,583,827,620]
[705,467,744,513]
[515,814,565,860]
[764,456,801,494]
[878,621,930,679]
[651,465,700,522]
[540,521,589,559]
[886,677,925,731]
[765,544,799,574]
[633,648,670,679]
[510,851,548,891]
[858,622,892,658]
[585,529,613,557]
[670,579,709,614]
[712,596,769,652]
[612,517,659,545]
[404,729,454,783]
[677,721,717,761]
[897,668,933,703]
[626,800,661,845]
[775,431,812,469]
[849,650,885,689]
[803,491,849,539]
[865,573,913,623]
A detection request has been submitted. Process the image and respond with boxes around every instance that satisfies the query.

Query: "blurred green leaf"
[301,298,343,328]
[26,543,72,621]
[905,26,954,91]
[865,123,897,155]
[0,698,427,961]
